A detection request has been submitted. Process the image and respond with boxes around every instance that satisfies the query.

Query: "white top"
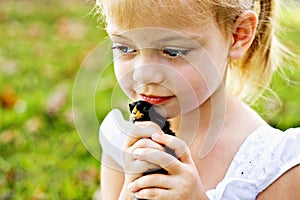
[206,126,300,199]
[99,109,300,199]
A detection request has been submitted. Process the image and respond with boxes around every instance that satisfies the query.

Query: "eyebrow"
[111,31,201,39]
[110,33,205,47]
[110,34,132,42]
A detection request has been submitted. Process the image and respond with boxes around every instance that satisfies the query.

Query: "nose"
[133,65,165,84]
[132,49,165,84]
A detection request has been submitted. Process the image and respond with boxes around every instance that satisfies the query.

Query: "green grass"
[0,0,106,199]
[0,1,300,199]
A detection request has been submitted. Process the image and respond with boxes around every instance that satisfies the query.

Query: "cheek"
[170,58,224,114]
[114,60,126,81]
[188,52,226,95]
[165,66,208,115]
[114,61,135,98]
[178,71,209,106]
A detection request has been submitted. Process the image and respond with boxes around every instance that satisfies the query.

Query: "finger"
[133,147,181,174]
[129,138,165,153]
[123,139,165,174]
[128,174,171,193]
[134,188,170,200]
[124,159,161,174]
[151,133,193,164]
[107,109,162,145]
[124,122,162,148]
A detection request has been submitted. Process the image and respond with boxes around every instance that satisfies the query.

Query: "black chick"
[129,100,176,136]
[129,100,177,176]
[129,101,177,200]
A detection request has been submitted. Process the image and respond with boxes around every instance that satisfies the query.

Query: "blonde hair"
[95,0,287,104]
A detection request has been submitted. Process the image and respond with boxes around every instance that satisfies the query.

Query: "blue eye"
[111,45,137,54]
[162,48,189,58]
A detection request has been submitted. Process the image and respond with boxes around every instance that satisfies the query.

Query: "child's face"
[109,18,231,118]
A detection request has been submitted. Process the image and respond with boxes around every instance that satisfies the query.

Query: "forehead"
[104,0,213,32]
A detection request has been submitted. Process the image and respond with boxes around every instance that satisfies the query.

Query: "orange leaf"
[0,87,18,109]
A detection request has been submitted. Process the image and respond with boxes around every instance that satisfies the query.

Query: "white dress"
[99,110,300,200]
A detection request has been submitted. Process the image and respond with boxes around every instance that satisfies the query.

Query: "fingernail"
[151,133,160,140]
[128,182,134,191]
[133,153,139,159]
[133,149,141,158]
[134,193,141,199]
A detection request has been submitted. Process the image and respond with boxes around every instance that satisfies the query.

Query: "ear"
[229,10,258,59]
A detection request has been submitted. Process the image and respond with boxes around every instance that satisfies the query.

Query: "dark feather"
[129,100,175,136]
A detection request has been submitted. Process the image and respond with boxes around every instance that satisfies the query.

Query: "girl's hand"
[120,122,166,199]
[128,133,208,200]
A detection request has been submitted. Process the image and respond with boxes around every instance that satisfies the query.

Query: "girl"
[97,0,300,199]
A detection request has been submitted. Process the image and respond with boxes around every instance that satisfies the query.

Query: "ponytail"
[227,0,285,104]
[246,0,274,68]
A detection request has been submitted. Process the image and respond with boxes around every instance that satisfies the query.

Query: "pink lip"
[141,95,173,105]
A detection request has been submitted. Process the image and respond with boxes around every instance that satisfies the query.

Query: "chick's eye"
[143,107,148,112]
[112,45,137,54]
[162,48,189,58]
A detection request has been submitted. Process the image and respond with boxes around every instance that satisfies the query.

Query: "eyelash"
[162,48,189,58]
[111,45,189,58]
[111,46,137,54]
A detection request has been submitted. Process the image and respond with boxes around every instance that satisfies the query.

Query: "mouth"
[141,94,173,105]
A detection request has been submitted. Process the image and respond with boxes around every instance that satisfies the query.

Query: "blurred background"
[0,0,299,199]
[0,0,106,199]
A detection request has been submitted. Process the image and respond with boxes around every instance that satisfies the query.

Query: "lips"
[141,95,173,105]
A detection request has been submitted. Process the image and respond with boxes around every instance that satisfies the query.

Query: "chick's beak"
[131,106,144,119]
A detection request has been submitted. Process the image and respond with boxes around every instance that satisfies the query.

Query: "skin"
[101,9,300,200]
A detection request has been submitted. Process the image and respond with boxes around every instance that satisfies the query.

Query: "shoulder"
[257,127,300,199]
[206,126,300,199]
[257,164,300,199]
